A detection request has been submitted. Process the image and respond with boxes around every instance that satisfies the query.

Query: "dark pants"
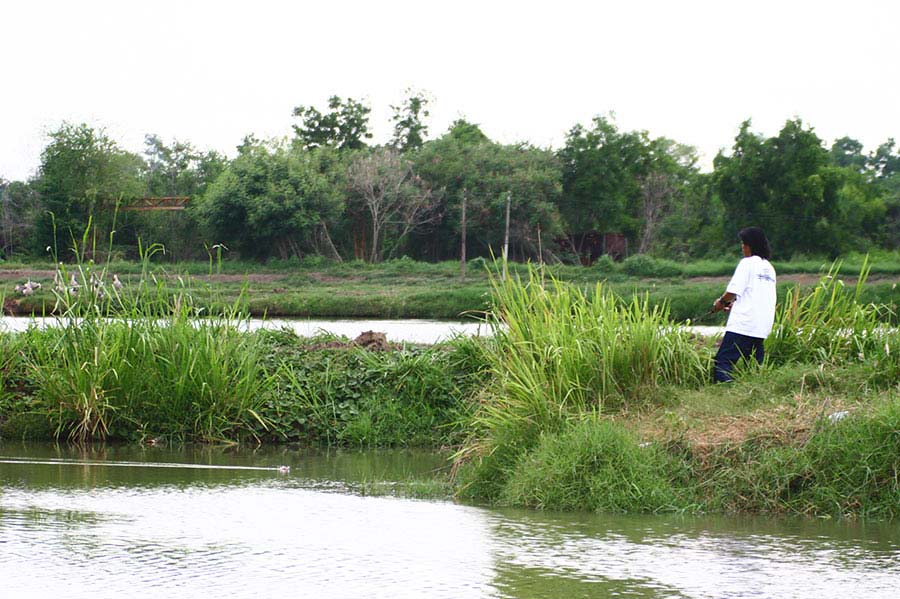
[714,331,765,383]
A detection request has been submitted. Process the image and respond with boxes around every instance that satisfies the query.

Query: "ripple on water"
[2,455,900,598]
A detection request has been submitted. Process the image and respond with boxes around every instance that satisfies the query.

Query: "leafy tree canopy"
[390,89,432,153]
[557,115,696,239]
[292,96,372,151]
[413,123,562,258]
[143,134,227,198]
[713,119,856,258]
[33,122,144,255]
[196,140,344,259]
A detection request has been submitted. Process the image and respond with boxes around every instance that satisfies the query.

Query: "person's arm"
[715,258,749,313]
[712,291,736,312]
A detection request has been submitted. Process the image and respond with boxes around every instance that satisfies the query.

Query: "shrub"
[621,255,684,278]
[500,418,680,512]
[767,258,893,364]
[454,267,711,503]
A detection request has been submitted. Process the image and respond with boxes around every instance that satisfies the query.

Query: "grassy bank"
[453,262,900,519]
[3,254,898,322]
[2,257,899,519]
[0,252,490,446]
[0,327,489,447]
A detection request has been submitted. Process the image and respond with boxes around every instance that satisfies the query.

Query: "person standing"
[712,227,777,382]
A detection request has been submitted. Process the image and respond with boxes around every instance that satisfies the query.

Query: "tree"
[118,135,231,260]
[869,139,900,179]
[0,179,39,258]
[713,119,845,258]
[292,96,372,151]
[557,116,657,239]
[144,134,197,197]
[867,140,900,247]
[654,174,724,259]
[346,148,438,262]
[637,172,677,254]
[390,89,432,153]
[557,116,701,259]
[32,122,144,257]
[413,122,563,262]
[195,140,344,260]
[446,119,489,145]
[830,136,867,173]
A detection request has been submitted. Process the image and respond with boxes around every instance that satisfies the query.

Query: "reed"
[486,268,708,411]
[17,225,271,443]
[21,308,271,444]
[456,267,711,499]
[767,257,895,364]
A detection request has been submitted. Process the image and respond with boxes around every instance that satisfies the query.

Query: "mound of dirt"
[2,297,22,316]
[353,331,390,351]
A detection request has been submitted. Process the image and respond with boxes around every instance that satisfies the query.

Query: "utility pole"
[502,190,511,281]
[460,188,467,280]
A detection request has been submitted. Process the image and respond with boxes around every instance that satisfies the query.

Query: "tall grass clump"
[20,226,271,443]
[485,268,708,413]
[455,267,710,501]
[767,257,896,368]
[23,312,270,443]
[0,327,27,410]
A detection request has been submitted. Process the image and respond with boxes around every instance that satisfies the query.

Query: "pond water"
[2,443,898,598]
[0,316,722,344]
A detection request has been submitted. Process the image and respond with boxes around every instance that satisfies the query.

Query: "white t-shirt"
[724,255,777,339]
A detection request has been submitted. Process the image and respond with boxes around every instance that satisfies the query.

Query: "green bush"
[454,268,711,503]
[767,259,893,363]
[500,418,680,512]
[260,333,489,446]
[621,255,684,278]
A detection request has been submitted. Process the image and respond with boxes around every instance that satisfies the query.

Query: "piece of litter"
[827,411,849,423]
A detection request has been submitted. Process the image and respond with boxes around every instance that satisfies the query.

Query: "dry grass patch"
[624,389,858,456]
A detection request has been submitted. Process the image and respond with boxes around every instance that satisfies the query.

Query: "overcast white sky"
[2,0,898,181]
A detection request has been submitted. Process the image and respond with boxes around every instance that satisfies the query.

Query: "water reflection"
[2,443,899,598]
[486,509,900,598]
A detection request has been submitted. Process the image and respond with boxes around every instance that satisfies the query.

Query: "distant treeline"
[1,92,898,263]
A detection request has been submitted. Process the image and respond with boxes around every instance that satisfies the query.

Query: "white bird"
[112,274,123,290]
[69,274,80,296]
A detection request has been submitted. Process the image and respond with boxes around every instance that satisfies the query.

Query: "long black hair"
[739,227,771,260]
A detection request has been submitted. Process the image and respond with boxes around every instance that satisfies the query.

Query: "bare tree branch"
[638,172,676,254]
[346,148,439,262]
